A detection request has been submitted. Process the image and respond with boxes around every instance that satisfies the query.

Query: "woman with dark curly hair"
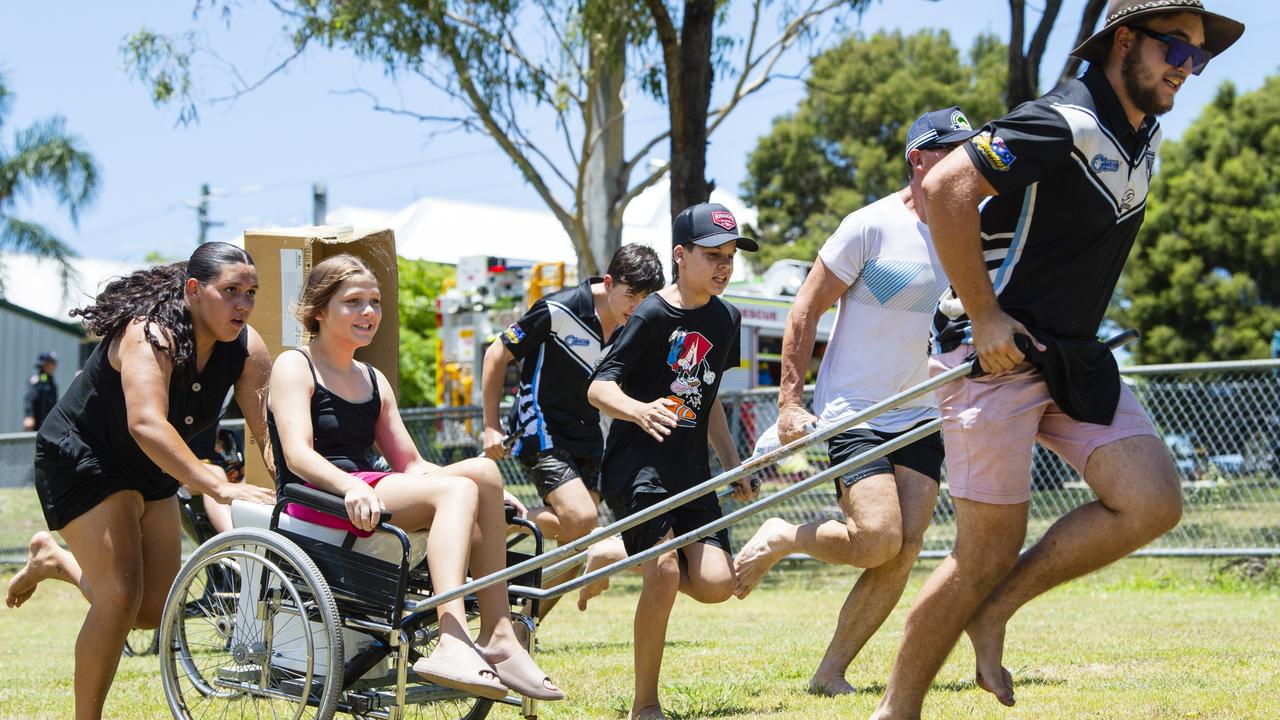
[4,241,276,720]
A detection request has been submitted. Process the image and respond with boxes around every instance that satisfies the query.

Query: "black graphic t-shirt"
[591,292,741,498]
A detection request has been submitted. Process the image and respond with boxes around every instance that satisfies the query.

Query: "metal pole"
[312,182,328,226]
[405,330,1138,614]
[404,361,970,614]
[523,419,942,598]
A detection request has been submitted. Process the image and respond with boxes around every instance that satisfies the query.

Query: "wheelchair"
[155,481,547,720]
[123,427,247,657]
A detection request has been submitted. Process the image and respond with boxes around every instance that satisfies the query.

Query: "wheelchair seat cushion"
[230,500,429,567]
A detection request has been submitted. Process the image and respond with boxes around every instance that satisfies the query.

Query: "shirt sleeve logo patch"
[972,131,1016,171]
[504,323,526,344]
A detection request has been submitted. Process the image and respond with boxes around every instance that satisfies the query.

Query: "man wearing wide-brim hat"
[870,2,1244,719]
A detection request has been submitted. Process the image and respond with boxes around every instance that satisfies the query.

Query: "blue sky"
[2,0,1275,263]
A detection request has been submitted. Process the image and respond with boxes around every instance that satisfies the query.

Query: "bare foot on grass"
[732,517,792,598]
[967,609,1015,706]
[577,537,624,611]
[628,703,668,720]
[807,671,857,696]
[5,532,70,608]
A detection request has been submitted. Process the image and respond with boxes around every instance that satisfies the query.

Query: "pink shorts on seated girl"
[284,470,394,537]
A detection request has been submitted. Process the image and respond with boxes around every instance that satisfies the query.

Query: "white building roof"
[0,252,147,323]
[325,177,758,281]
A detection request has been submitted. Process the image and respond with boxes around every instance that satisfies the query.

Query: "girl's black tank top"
[268,349,381,489]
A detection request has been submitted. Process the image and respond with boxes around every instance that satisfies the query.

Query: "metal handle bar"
[406,329,1138,614]
[513,418,941,600]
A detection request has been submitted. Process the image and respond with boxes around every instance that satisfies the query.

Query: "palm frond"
[0,216,80,299]
[1,117,100,224]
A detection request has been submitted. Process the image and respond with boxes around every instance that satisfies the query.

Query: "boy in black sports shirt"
[588,203,759,720]
[481,244,664,618]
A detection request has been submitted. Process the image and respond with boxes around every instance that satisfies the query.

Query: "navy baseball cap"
[672,203,759,252]
[904,107,979,162]
[37,351,57,364]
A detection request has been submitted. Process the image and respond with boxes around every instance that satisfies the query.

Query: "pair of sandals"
[412,644,564,702]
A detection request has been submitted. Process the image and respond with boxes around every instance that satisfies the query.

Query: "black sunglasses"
[1131,26,1213,76]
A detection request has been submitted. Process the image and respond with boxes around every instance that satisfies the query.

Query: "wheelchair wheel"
[159,528,344,720]
[405,610,493,720]
[123,627,159,656]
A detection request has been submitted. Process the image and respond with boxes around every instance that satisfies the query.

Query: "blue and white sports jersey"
[501,278,609,457]
[933,65,1162,353]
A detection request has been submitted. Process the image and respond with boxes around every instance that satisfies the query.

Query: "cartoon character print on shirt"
[665,329,716,428]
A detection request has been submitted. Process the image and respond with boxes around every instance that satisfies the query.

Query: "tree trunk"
[1058,0,1109,84]
[1007,0,1032,109]
[1007,0,1065,110]
[582,37,627,278]
[667,0,715,226]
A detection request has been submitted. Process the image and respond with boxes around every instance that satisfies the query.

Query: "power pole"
[196,183,224,244]
[312,182,328,226]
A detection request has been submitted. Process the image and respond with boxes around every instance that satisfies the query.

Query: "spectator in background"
[23,351,59,431]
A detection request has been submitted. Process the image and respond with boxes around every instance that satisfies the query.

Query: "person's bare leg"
[578,535,627,611]
[677,541,736,604]
[374,471,481,659]
[532,479,599,620]
[6,530,88,607]
[444,458,559,694]
[632,539,681,720]
[735,472,903,598]
[131,496,183,629]
[966,435,1181,705]
[810,469,938,696]
[870,498,1027,720]
[57,491,149,720]
[525,505,563,539]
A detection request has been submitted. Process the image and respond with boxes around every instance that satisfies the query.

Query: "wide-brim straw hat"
[1071,0,1245,66]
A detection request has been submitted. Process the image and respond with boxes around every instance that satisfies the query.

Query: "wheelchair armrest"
[281,483,393,525]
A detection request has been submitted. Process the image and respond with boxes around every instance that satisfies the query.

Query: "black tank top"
[268,349,382,490]
[36,327,250,494]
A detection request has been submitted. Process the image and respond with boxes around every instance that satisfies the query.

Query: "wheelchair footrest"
[348,682,498,712]
[216,664,261,684]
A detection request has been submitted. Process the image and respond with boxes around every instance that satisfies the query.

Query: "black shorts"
[828,422,944,496]
[517,447,602,501]
[34,435,179,531]
[604,466,731,557]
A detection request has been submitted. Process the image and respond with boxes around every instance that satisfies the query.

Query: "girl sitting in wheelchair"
[267,253,562,702]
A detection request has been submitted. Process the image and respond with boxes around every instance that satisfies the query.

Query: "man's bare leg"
[810,469,939,695]
[530,480,600,620]
[734,473,904,598]
[966,435,1181,705]
[870,498,1028,720]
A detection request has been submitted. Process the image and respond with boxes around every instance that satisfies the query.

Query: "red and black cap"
[672,203,759,252]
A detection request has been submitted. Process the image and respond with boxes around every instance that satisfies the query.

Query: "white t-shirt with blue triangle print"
[812,192,951,433]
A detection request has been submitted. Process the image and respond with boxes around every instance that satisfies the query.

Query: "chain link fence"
[400,358,1280,557]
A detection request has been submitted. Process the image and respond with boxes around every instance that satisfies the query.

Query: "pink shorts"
[930,346,1157,505]
[285,470,393,537]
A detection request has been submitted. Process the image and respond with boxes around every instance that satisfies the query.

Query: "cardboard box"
[241,226,400,487]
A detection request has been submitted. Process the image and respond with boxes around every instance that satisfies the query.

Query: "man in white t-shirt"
[733,107,977,696]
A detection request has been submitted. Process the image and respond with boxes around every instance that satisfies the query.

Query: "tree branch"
[1027,0,1063,85]
[433,19,581,258]
[207,43,307,105]
[613,159,668,226]
[1058,0,1108,83]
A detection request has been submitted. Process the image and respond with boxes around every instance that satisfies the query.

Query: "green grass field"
[2,557,1277,719]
